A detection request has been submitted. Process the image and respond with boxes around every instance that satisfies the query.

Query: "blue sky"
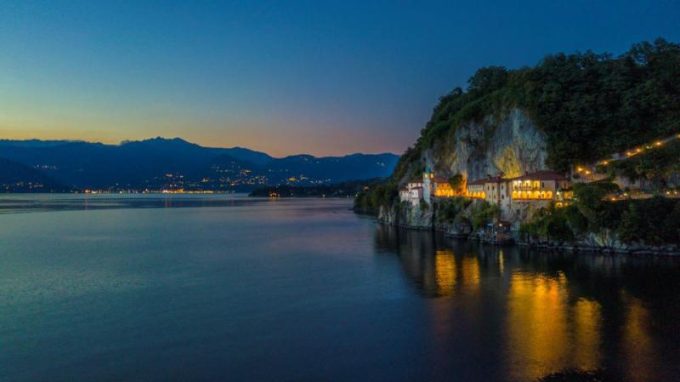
[1,0,678,156]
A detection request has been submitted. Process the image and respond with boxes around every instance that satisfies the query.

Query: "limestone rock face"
[379,203,433,229]
[394,108,550,229]
[428,108,548,181]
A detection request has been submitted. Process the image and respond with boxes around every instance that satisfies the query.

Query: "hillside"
[0,138,398,191]
[358,39,680,212]
[355,39,680,248]
[0,158,67,192]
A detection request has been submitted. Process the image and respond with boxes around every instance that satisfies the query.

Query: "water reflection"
[507,273,569,380]
[0,194,264,214]
[621,295,654,382]
[434,250,456,295]
[573,298,602,372]
[374,224,680,382]
[374,226,484,297]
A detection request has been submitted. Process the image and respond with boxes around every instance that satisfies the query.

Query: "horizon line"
[0,136,401,158]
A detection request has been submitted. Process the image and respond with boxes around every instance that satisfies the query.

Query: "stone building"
[466,170,572,212]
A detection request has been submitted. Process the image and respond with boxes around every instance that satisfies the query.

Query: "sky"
[1,1,679,156]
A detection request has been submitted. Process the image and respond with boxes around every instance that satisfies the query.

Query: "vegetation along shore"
[355,39,680,254]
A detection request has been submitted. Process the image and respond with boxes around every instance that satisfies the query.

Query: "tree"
[448,173,464,194]
[467,66,508,95]
[573,182,620,231]
[471,201,501,230]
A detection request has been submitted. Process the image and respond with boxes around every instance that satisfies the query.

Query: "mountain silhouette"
[0,138,398,191]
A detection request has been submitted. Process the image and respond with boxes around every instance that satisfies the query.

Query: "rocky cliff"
[423,108,548,182]
[356,41,680,250]
[383,107,548,229]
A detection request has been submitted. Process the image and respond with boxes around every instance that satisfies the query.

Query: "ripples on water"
[0,195,678,381]
[0,193,266,214]
[375,226,680,381]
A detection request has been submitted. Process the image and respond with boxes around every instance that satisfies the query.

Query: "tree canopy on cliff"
[411,38,680,172]
[358,39,680,215]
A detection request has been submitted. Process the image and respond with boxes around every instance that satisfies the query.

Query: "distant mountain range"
[0,138,399,192]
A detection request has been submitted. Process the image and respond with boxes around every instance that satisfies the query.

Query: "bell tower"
[422,164,433,204]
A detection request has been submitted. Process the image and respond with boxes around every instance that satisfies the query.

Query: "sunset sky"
[1,1,679,156]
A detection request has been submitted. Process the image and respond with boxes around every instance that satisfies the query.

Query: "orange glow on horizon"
[0,125,402,157]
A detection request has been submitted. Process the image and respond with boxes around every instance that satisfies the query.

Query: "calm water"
[0,194,678,381]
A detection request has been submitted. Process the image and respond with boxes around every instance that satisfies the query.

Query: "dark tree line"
[358,39,680,218]
[416,38,680,171]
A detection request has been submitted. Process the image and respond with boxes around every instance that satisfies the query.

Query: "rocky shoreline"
[516,240,679,256]
[369,203,680,256]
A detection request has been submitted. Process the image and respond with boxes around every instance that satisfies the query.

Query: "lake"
[0,194,678,381]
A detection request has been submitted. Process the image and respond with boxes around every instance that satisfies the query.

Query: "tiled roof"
[509,171,568,181]
[467,178,487,186]
[467,176,504,185]
[467,171,568,185]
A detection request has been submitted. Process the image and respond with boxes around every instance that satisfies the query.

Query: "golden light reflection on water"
[434,250,456,295]
[432,251,481,296]
[498,249,505,274]
[507,273,569,380]
[460,256,481,292]
[573,298,602,371]
[622,295,655,382]
[375,227,678,381]
[506,272,606,381]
